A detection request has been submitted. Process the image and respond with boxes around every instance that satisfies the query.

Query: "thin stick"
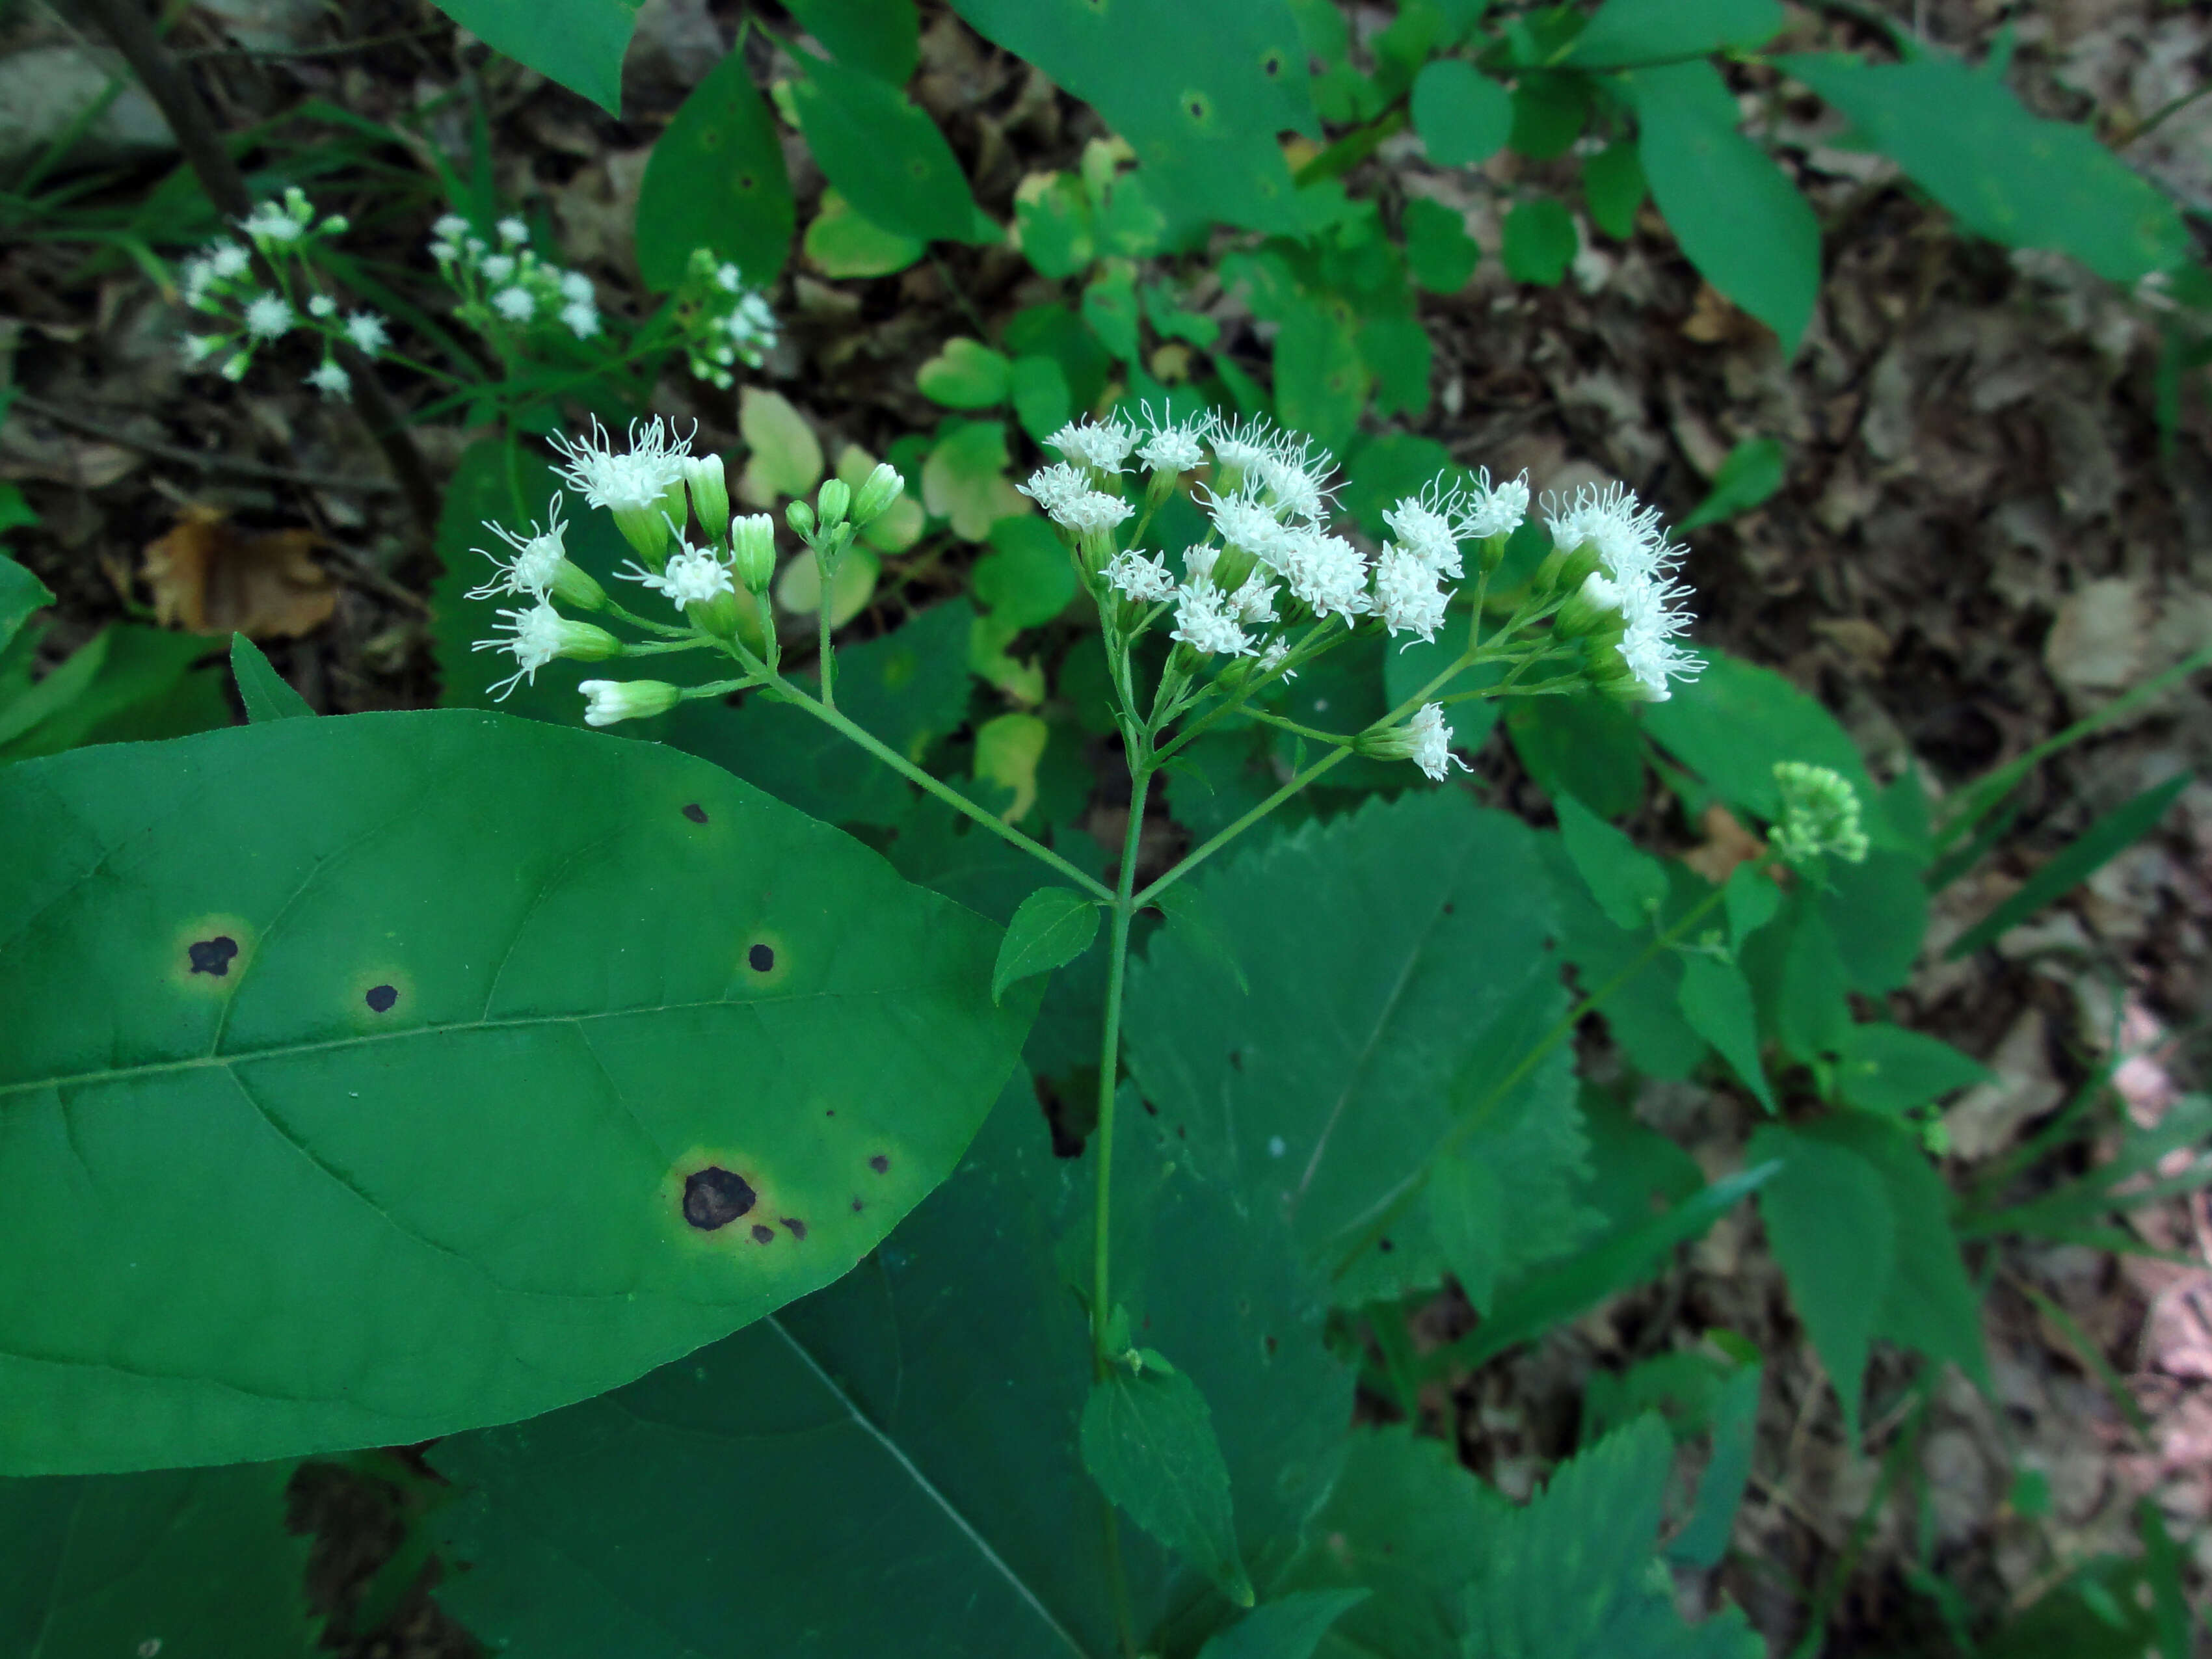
[6,390,399,494]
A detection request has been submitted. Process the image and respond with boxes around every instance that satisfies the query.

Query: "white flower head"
[433,213,471,240]
[343,311,390,354]
[1203,489,1289,566]
[209,239,250,280]
[1383,485,1464,580]
[1170,581,1254,657]
[1463,468,1529,540]
[1017,462,1087,518]
[1208,414,1281,476]
[241,291,294,341]
[492,285,535,322]
[304,359,352,400]
[1231,572,1279,626]
[1259,635,1297,681]
[559,270,595,303]
[1374,547,1448,642]
[1048,418,1139,475]
[1182,544,1219,586]
[1058,490,1134,535]
[1277,528,1372,621]
[619,539,732,607]
[1253,431,1335,523]
[497,216,529,245]
[550,416,694,514]
[1544,482,1675,582]
[181,331,224,366]
[306,293,336,319]
[1137,409,1208,474]
[1408,703,1468,781]
[561,300,601,339]
[239,200,304,243]
[468,495,571,601]
[482,253,516,282]
[1105,550,1177,604]
[472,601,566,698]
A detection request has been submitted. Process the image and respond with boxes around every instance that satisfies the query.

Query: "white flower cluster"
[176,188,384,400]
[431,212,604,341]
[674,248,780,390]
[1542,483,1699,701]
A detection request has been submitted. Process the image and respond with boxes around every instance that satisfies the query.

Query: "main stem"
[1091,753,1153,1368]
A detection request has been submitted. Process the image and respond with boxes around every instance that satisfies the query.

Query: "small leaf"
[782,0,919,83]
[789,53,983,244]
[1722,860,1781,949]
[1427,1147,1506,1314]
[992,886,1102,1004]
[1082,261,1140,362]
[1568,0,1785,67]
[1272,294,1370,457]
[1679,436,1785,531]
[635,47,793,289]
[1556,792,1666,931]
[1677,953,1774,1111]
[1197,1589,1372,1659]
[972,518,1076,631]
[1151,881,1247,995]
[802,187,926,278]
[836,444,925,553]
[1582,140,1647,240]
[772,544,878,623]
[1666,1360,1761,1568]
[424,0,642,114]
[1081,1364,1253,1606]
[0,550,53,656]
[1500,196,1578,285]
[1009,353,1073,441]
[972,710,1050,825]
[1834,1023,1990,1116]
[1947,775,2191,960]
[1012,172,1095,278]
[921,419,1030,541]
[1402,196,1479,294]
[736,387,824,506]
[230,634,314,721]
[916,338,1013,408]
[1411,59,1512,166]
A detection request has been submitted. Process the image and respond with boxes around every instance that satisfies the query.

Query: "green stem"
[1138,744,1352,909]
[816,561,837,710]
[1242,708,1353,746]
[1092,757,1154,1366]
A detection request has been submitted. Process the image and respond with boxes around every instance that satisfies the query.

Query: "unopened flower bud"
[1206,541,1259,596]
[550,560,608,613]
[548,615,623,662]
[1553,572,1625,640]
[850,461,902,527]
[816,477,851,529]
[1535,538,1605,597]
[1476,529,1512,574]
[786,499,817,540]
[686,590,744,639]
[682,455,730,540]
[610,503,671,568]
[579,678,682,727]
[730,512,776,592]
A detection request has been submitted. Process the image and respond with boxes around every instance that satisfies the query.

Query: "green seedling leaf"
[1009,353,1074,441]
[1500,196,1577,285]
[1151,881,1248,996]
[635,46,793,289]
[1427,1147,1506,1314]
[1783,51,2188,284]
[1624,61,1819,352]
[1402,196,1479,293]
[1679,436,1785,531]
[424,0,641,114]
[1948,775,2191,959]
[783,0,920,83]
[1556,793,1666,931]
[802,187,926,278]
[1677,953,1774,1111]
[771,543,879,622]
[993,886,1101,1004]
[1568,0,1785,66]
[736,386,825,507]
[230,634,314,721]
[922,419,1030,541]
[1411,59,1512,166]
[1835,1023,1990,1115]
[1746,1123,1892,1441]
[790,53,984,244]
[1666,1360,1761,1568]
[1722,860,1781,949]
[1082,1364,1253,1605]
[1197,1589,1371,1659]
[1582,140,1646,240]
[0,551,52,656]
[916,337,1013,408]
[0,709,1032,1473]
[0,1460,318,1656]
[1082,261,1141,362]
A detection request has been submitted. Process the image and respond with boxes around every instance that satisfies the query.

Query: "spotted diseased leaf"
[789,52,985,245]
[635,47,795,289]
[0,710,1033,1474]
[423,0,641,113]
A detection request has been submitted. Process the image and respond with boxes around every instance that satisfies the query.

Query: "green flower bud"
[686,589,745,639]
[579,678,682,727]
[816,477,851,529]
[786,499,817,540]
[682,455,730,541]
[549,615,623,661]
[1553,572,1625,640]
[609,503,670,568]
[730,512,776,592]
[1770,762,1870,867]
[550,559,608,613]
[1206,540,1259,596]
[1535,538,1605,596]
[850,461,903,527]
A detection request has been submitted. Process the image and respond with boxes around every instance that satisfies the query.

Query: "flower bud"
[1476,530,1512,574]
[816,477,851,529]
[730,512,776,592]
[686,589,744,639]
[682,455,730,541]
[610,503,671,568]
[850,461,903,527]
[548,615,624,662]
[786,499,817,540]
[321,215,350,235]
[579,678,682,727]
[1535,538,1605,597]
[1553,572,1625,640]
[550,559,608,613]
[1206,541,1259,596]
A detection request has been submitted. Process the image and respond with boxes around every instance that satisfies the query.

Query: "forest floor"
[4,0,2209,1653]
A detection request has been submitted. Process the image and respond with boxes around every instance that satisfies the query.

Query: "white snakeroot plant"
[465,403,1705,1569]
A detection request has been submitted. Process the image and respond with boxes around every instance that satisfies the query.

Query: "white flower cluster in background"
[673,248,780,390]
[431,212,604,343]
[176,187,385,401]
[1541,483,1699,702]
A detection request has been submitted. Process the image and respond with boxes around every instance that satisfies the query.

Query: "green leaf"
[993,886,1101,1004]
[783,0,920,83]
[1508,72,1591,160]
[1763,892,1851,1063]
[1385,631,1500,753]
[1274,295,1372,455]
[1819,849,1926,994]
[1426,1147,1506,1314]
[0,1461,318,1656]
[1357,313,1433,421]
[1642,646,1874,828]
[946,0,1315,233]
[1500,196,1577,285]
[1722,860,1781,950]
[0,552,52,657]
[1411,59,1512,166]
[635,47,793,289]
[1199,1590,1371,1659]
[0,482,38,538]
[736,384,826,505]
[1568,0,1784,66]
[1462,1416,1764,1658]
[1677,953,1774,1112]
[973,516,1076,630]
[1508,693,1646,819]
[1948,775,2191,960]
[922,419,1030,541]
[1151,881,1248,996]
[435,1085,1353,1654]
[1083,1364,1253,1605]
[1556,792,1666,931]
[1624,61,1820,352]
[0,626,228,762]
[1666,1362,1762,1569]
[422,0,641,113]
[1835,1023,1988,1115]
[1582,140,1647,240]
[1013,171,1095,278]
[1083,261,1141,361]
[1678,436,1785,531]
[0,708,1031,1473]
[802,187,926,277]
[1402,196,1479,293]
[773,543,877,623]
[230,634,313,721]
[1746,1123,1893,1441]
[1010,353,1075,441]
[790,53,983,244]
[916,336,1014,408]
[1782,52,2189,283]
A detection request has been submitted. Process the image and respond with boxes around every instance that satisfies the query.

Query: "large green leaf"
[0,710,1031,1473]
[784,0,921,83]
[1640,646,1873,827]
[635,47,795,289]
[1623,61,1820,352]
[790,51,985,244]
[0,1461,317,1658]
[1783,52,2189,283]
[1124,791,1590,1305]
[0,625,230,762]
[423,0,642,114]
[946,0,1314,233]
[434,1083,1354,1656]
[1567,0,1784,67]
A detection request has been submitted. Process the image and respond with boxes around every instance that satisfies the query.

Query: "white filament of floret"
[343,311,389,354]
[304,360,352,399]
[1383,488,1463,579]
[1203,490,1288,565]
[243,291,294,339]
[1545,484,1700,700]
[1208,414,1280,475]
[1544,481,1672,581]
[1048,418,1139,475]
[1253,432,1334,522]
[1058,491,1134,535]
[1170,581,1254,657]
[473,600,565,698]
[498,217,529,244]
[620,541,732,607]
[492,285,536,321]
[1409,703,1468,782]
[1137,416,1207,473]
[559,270,595,303]
[1105,550,1176,604]
[562,300,601,339]
[549,416,693,513]
[1463,468,1529,539]
[1277,528,1371,620]
[468,496,570,601]
[1017,463,1087,518]
[1374,547,1448,643]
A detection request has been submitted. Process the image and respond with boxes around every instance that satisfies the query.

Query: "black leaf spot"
[748,943,775,973]
[364,985,398,1013]
[868,1154,889,1174]
[850,1197,864,1212]
[682,803,708,824]
[682,1167,758,1230]
[187,936,238,976]
[751,1223,775,1244]
[1262,50,1282,75]
[1378,1236,1396,1254]
[781,1217,806,1240]
[1264,1334,1279,1356]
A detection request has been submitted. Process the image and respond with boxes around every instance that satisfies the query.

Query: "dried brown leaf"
[141,505,334,638]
